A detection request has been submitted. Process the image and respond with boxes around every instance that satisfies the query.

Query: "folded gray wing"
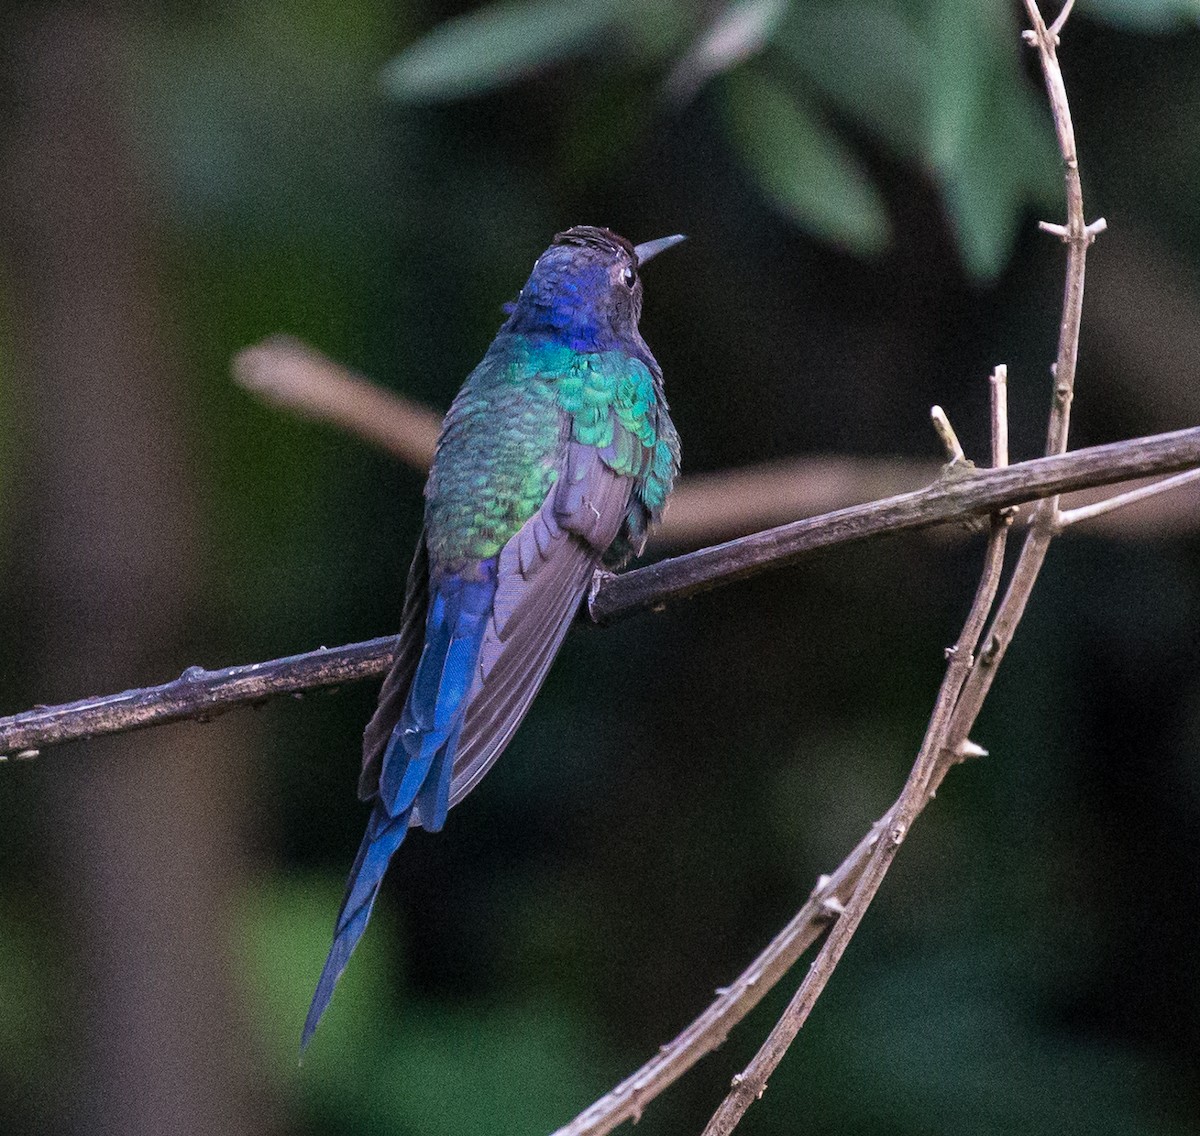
[359,531,431,801]
[437,442,633,815]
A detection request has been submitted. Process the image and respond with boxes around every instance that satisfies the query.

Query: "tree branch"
[585,425,1199,623]
[0,9,1179,1134]
[687,6,1101,1132]
[556,367,1015,1136]
[2,424,1198,760]
[1055,466,1200,528]
[232,336,942,548]
[698,365,1015,1136]
[234,336,442,469]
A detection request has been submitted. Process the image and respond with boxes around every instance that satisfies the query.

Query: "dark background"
[1,1,1199,1133]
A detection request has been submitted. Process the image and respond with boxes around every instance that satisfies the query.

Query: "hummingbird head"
[506,225,685,351]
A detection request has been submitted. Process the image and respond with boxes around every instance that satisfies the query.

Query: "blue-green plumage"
[302,226,682,1048]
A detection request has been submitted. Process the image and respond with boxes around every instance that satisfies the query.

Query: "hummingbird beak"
[633,234,686,265]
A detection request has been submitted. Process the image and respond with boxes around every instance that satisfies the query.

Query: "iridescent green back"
[424,334,678,570]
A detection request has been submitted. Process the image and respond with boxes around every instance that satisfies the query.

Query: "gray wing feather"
[358,531,430,801]
[435,442,633,815]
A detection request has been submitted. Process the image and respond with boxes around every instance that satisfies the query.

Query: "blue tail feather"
[380,567,494,813]
[301,806,411,1050]
[413,720,462,833]
[302,563,497,1049]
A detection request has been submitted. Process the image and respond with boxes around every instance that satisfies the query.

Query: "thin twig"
[930,405,966,464]
[2,426,1197,759]
[1049,0,1075,38]
[699,821,903,1136]
[938,0,1099,754]
[1056,466,1200,528]
[991,365,1010,469]
[552,828,874,1136]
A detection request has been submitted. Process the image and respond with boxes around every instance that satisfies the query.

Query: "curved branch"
[694,4,1105,1133]
[587,425,1200,622]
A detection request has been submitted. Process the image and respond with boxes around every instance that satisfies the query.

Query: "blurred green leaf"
[371,1005,597,1136]
[779,2,1057,278]
[937,94,1046,281]
[233,874,400,1082]
[233,874,598,1135]
[665,0,787,103]
[923,3,1058,280]
[779,2,930,156]
[1080,0,1200,31]
[381,0,619,103]
[0,906,62,1083]
[925,3,1008,173]
[722,68,892,257]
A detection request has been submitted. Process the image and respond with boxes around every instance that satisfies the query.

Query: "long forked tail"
[302,566,495,1050]
[300,805,411,1050]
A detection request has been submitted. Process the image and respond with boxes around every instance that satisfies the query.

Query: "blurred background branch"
[234,335,1200,544]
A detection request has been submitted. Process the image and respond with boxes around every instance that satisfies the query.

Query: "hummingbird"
[302,226,683,1047]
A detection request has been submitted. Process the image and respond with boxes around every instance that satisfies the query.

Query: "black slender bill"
[633,234,686,264]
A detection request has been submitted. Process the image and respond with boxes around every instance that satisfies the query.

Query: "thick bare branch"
[0,638,399,760]
[2,426,1198,760]
[586,425,1198,623]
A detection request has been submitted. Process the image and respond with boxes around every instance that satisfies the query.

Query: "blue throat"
[505,262,624,353]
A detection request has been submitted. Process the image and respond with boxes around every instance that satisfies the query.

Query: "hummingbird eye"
[621,266,636,288]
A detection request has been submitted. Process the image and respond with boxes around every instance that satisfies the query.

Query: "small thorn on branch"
[980,634,1001,664]
[958,739,988,759]
[1038,217,1107,244]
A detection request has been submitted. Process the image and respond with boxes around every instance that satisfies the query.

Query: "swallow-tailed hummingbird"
[302,226,683,1047]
